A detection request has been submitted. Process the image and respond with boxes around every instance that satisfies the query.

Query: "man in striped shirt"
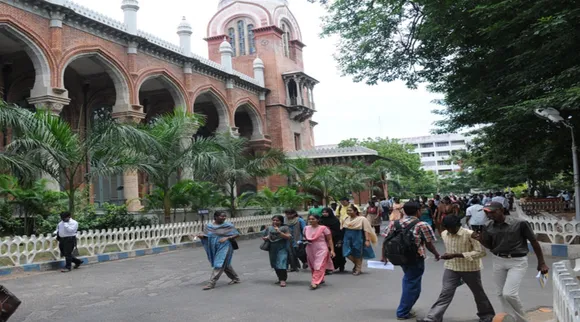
[418,215,495,322]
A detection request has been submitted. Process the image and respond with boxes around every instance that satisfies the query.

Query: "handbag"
[0,285,21,322]
[260,239,270,251]
[230,240,239,250]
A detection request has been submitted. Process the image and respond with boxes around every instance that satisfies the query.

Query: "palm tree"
[130,109,223,222]
[306,165,342,206]
[199,134,285,217]
[0,101,152,215]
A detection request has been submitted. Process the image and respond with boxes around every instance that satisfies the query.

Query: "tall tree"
[312,0,580,186]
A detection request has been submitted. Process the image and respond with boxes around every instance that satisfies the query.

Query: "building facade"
[399,133,470,175]
[0,0,318,209]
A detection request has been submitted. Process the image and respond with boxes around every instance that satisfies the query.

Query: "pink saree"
[305,226,335,285]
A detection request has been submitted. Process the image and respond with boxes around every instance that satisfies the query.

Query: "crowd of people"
[198,193,549,322]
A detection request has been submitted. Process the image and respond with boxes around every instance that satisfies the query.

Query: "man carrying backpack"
[382,201,440,320]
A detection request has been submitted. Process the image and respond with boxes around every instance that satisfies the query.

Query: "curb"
[0,232,263,277]
[527,241,574,258]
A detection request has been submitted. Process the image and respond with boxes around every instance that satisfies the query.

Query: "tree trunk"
[229,184,236,217]
[163,189,171,223]
[68,183,75,216]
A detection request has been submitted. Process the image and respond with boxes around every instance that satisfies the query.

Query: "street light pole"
[564,122,580,221]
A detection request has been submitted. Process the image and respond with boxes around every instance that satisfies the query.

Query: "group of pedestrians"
[380,197,548,322]
[187,193,549,322]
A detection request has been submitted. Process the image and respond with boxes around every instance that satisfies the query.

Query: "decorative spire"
[177,16,192,35]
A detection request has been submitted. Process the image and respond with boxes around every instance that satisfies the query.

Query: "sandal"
[202,284,214,290]
[310,284,318,290]
[352,271,361,276]
[228,280,241,285]
[280,281,287,287]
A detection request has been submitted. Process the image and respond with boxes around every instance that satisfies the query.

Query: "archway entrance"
[234,104,263,140]
[138,75,186,195]
[62,55,127,207]
[193,91,229,138]
[0,26,48,149]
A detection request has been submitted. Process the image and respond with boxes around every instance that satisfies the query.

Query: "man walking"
[382,202,440,320]
[472,202,549,322]
[308,201,323,217]
[466,197,487,232]
[56,212,82,272]
[418,215,495,322]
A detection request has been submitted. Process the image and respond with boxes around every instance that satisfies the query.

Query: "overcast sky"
[81,0,444,145]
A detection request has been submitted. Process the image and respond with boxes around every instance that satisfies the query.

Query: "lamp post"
[535,108,580,220]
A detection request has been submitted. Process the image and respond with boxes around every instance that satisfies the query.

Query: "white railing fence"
[1,215,272,267]
[553,260,580,322]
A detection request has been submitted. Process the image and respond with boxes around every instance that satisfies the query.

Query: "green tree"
[0,102,151,215]
[312,0,580,187]
[132,109,222,222]
[241,187,312,214]
[200,134,285,217]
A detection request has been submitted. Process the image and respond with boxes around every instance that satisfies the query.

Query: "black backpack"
[383,219,420,266]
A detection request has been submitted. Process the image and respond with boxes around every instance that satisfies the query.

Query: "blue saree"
[201,222,239,269]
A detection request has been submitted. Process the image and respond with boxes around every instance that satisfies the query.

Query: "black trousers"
[275,269,288,281]
[59,237,81,269]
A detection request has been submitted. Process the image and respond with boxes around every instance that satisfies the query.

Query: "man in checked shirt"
[418,215,495,322]
[382,202,440,320]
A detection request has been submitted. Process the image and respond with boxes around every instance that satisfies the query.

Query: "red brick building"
[0,0,318,209]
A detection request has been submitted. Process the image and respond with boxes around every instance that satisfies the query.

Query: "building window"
[226,18,256,57]
[237,20,246,56]
[435,141,450,147]
[451,140,466,146]
[420,143,434,148]
[438,160,451,166]
[248,24,256,54]
[281,22,291,58]
[294,133,301,150]
[287,79,298,105]
[437,151,450,156]
[421,152,435,157]
[228,27,236,56]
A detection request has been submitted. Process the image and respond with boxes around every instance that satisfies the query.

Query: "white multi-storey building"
[399,134,470,175]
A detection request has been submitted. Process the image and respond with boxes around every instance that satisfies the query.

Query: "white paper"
[367,260,395,270]
[536,271,549,288]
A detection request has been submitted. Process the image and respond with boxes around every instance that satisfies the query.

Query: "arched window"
[226,18,257,57]
[281,22,291,58]
[248,24,256,54]
[228,27,236,56]
[237,20,246,56]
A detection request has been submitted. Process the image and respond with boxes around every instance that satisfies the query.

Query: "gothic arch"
[193,86,231,132]
[0,21,54,98]
[59,49,132,109]
[207,2,272,38]
[234,101,264,140]
[136,69,188,110]
[274,9,303,41]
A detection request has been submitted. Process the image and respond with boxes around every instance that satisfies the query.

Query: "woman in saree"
[319,207,346,273]
[364,200,382,234]
[304,214,335,290]
[199,211,240,290]
[263,215,292,287]
[342,204,377,276]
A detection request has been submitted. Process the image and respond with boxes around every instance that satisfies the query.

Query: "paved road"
[3,238,555,322]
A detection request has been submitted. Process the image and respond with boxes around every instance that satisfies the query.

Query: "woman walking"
[304,214,335,290]
[320,207,346,273]
[342,204,377,275]
[364,200,382,234]
[199,211,241,290]
[263,215,292,287]
[390,197,404,221]
[420,201,434,227]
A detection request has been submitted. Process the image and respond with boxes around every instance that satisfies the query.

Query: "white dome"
[253,57,264,68]
[177,16,192,34]
[218,0,289,10]
[219,39,233,53]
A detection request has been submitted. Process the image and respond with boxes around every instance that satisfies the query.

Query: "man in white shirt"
[56,212,82,272]
[465,198,487,233]
[491,192,510,212]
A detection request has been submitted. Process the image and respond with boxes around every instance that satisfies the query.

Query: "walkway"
[2,238,554,322]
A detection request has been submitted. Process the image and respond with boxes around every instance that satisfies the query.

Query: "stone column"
[112,106,145,212]
[295,76,303,106]
[284,78,291,105]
